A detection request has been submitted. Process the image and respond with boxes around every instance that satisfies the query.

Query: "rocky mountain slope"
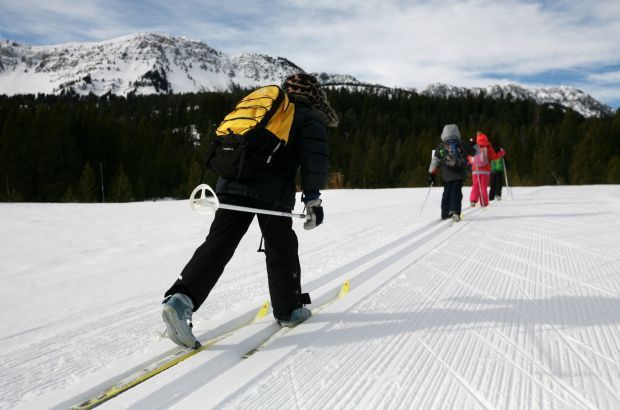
[0,33,613,117]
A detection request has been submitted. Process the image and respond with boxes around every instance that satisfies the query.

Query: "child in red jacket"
[469,132,505,207]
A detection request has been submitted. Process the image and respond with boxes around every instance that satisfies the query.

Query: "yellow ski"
[242,279,351,359]
[72,301,270,410]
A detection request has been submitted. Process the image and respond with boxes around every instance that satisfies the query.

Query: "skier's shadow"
[466,211,603,221]
[275,294,620,348]
[134,296,620,409]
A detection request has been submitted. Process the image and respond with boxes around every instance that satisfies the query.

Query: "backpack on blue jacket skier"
[438,139,467,169]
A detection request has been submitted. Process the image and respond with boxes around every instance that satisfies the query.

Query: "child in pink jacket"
[469,132,505,207]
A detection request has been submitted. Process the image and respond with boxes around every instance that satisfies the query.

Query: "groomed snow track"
[8,186,620,410]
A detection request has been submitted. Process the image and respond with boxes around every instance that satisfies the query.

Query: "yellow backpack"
[205,85,295,180]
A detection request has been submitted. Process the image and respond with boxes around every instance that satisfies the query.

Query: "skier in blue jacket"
[428,124,476,222]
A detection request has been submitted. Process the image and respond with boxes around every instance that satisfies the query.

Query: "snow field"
[2,186,620,409]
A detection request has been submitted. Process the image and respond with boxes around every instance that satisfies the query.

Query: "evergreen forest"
[1,89,619,202]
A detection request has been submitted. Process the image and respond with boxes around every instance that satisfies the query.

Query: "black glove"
[428,173,436,185]
[303,198,323,230]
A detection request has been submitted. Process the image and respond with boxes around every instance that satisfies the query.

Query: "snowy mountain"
[0,32,613,117]
[0,33,308,96]
[421,82,614,118]
[2,186,620,409]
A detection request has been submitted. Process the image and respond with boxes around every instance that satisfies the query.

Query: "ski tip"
[338,279,350,298]
[254,300,270,320]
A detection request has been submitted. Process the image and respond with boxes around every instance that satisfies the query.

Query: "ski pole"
[218,203,307,219]
[475,170,486,208]
[190,184,307,219]
[418,182,434,217]
[502,157,512,199]
[418,149,436,217]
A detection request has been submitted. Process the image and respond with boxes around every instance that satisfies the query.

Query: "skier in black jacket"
[162,73,339,349]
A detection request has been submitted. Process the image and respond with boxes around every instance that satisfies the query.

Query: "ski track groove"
[380,270,464,409]
[417,338,496,410]
[0,304,165,406]
[412,267,604,405]
[513,285,620,404]
[467,328,590,409]
[372,260,497,409]
[471,227,608,277]
[422,261,604,406]
[421,206,620,408]
[423,258,596,409]
[461,229,619,298]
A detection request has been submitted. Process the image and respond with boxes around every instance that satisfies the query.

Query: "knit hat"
[476,132,490,146]
[282,73,339,128]
[440,124,461,142]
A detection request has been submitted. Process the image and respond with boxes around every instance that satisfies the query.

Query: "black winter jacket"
[215,103,329,210]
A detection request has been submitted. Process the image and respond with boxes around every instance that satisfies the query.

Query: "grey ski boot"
[278,307,312,328]
[162,293,200,349]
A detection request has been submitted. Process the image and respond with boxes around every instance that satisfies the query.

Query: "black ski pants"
[441,179,464,219]
[489,172,503,200]
[165,196,302,320]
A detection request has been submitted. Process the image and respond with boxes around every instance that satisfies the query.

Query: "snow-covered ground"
[2,185,620,409]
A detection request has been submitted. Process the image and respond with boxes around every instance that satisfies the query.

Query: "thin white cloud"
[584,71,620,105]
[588,71,620,84]
[15,0,102,19]
[0,0,135,43]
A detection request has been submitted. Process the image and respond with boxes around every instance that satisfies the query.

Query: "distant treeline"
[0,89,619,202]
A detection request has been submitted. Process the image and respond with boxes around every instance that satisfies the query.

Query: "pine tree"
[110,164,134,202]
[185,160,203,197]
[607,156,620,183]
[77,162,99,202]
[570,130,606,184]
[62,185,78,202]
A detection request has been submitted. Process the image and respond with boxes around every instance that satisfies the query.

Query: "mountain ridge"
[0,32,614,118]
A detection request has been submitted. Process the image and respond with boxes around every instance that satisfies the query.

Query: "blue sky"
[1,0,619,108]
